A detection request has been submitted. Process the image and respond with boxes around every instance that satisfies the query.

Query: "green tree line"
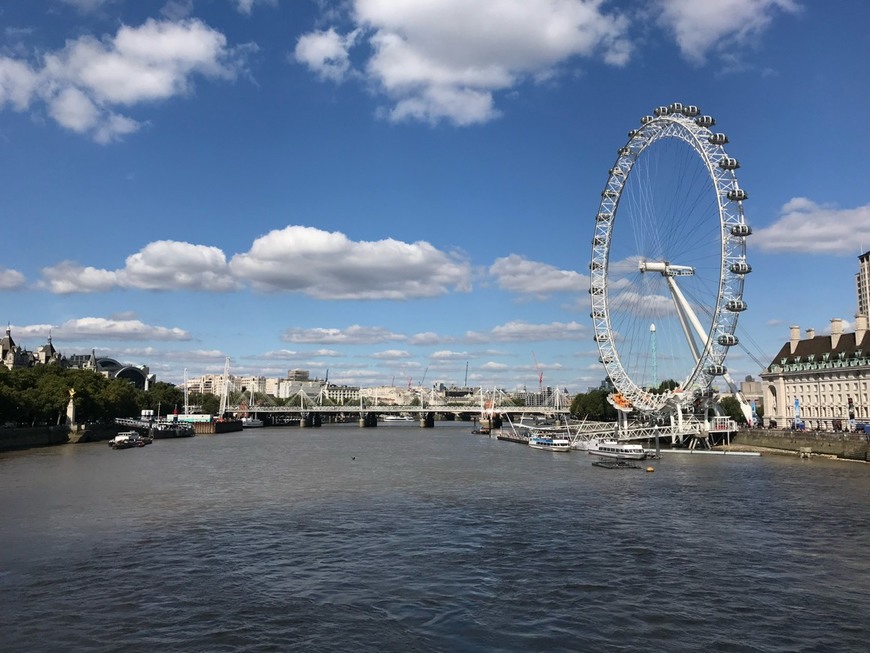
[0,366,221,427]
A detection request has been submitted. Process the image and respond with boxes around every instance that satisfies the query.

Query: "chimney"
[856,314,868,347]
[806,327,815,340]
[789,325,800,354]
[830,318,843,349]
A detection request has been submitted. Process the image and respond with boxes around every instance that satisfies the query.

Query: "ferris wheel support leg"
[666,275,709,356]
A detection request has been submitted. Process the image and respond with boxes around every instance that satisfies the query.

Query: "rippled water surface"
[2,423,868,652]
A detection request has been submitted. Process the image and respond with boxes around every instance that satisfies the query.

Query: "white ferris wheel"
[590,102,752,415]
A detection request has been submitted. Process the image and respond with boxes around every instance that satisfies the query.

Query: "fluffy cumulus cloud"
[489,254,586,298]
[296,0,631,126]
[13,317,190,341]
[230,225,471,299]
[37,227,470,298]
[118,241,238,291]
[0,18,250,142]
[465,320,587,343]
[39,241,238,293]
[297,0,800,123]
[0,267,26,290]
[656,0,800,64]
[295,28,361,82]
[753,198,870,255]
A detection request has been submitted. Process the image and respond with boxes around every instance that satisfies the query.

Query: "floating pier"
[592,460,642,469]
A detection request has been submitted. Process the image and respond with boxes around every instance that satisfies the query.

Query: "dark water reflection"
[1,423,868,652]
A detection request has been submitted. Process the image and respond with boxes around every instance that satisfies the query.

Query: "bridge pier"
[359,413,378,428]
[419,413,435,428]
[300,413,322,428]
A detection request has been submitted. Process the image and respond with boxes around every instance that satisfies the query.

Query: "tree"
[570,389,617,421]
[143,382,184,416]
[719,396,746,424]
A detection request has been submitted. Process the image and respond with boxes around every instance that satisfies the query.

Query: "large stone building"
[761,251,870,430]
[762,317,868,430]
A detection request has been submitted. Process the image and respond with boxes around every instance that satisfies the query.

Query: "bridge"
[222,402,571,428]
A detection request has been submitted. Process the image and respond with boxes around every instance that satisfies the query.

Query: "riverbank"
[0,425,71,451]
[732,428,870,461]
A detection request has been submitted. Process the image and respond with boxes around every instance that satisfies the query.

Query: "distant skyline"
[1,1,869,392]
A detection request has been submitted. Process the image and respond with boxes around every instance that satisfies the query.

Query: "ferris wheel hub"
[638,260,695,276]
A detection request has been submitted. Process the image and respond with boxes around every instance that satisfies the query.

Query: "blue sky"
[1,0,868,393]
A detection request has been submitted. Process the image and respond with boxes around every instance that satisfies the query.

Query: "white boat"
[241,416,264,428]
[587,439,647,460]
[528,435,572,452]
[382,415,414,422]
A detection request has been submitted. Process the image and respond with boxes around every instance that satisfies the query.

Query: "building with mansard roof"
[1,328,153,389]
[761,316,869,430]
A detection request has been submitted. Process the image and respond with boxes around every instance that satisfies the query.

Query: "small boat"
[109,431,139,449]
[382,415,414,422]
[241,416,265,428]
[528,435,572,452]
[587,439,647,460]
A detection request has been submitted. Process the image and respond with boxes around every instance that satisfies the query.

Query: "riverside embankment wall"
[734,429,870,461]
[0,426,71,451]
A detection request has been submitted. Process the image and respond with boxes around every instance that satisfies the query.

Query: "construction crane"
[532,352,543,395]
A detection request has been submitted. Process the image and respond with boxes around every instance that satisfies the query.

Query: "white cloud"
[294,28,361,82]
[39,261,119,293]
[298,0,631,126]
[230,225,471,299]
[610,290,674,318]
[118,241,238,291]
[490,254,586,297]
[656,0,800,64]
[753,198,870,255]
[465,320,587,343]
[0,267,26,290]
[0,58,38,110]
[370,349,412,359]
[14,317,191,341]
[431,350,470,360]
[282,325,406,345]
[38,227,470,298]
[0,18,250,143]
[234,0,276,15]
[39,241,239,293]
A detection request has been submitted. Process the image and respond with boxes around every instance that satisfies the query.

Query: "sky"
[1,0,869,394]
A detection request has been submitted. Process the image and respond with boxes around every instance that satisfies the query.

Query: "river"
[1,422,868,652]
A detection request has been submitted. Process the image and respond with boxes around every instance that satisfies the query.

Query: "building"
[858,250,870,318]
[1,328,152,389]
[761,317,869,430]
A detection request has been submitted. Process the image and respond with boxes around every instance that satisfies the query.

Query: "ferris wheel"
[590,102,751,414]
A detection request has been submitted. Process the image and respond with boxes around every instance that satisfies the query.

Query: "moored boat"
[149,420,196,439]
[528,435,572,452]
[241,416,265,428]
[587,439,647,460]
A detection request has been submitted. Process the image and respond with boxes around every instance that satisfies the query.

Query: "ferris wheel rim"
[589,103,750,413]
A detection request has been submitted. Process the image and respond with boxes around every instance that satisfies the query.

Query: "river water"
[1,422,868,652]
